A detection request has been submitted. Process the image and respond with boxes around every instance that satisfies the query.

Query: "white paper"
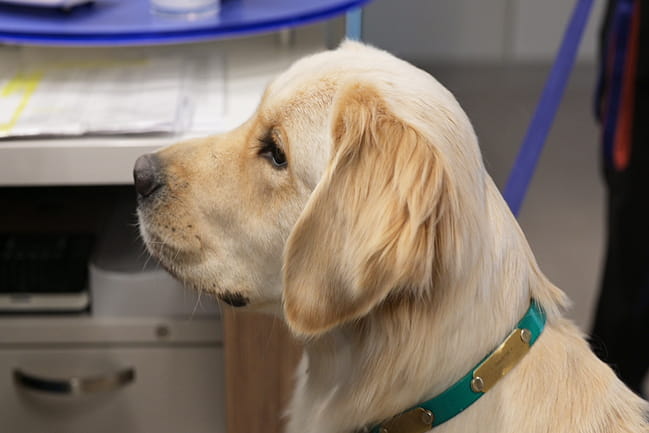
[189,55,226,133]
[0,52,225,138]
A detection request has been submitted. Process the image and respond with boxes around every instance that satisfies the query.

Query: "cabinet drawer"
[0,346,225,433]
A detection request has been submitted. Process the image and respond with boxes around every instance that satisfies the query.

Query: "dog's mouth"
[138,220,202,283]
[218,292,249,307]
[140,228,188,265]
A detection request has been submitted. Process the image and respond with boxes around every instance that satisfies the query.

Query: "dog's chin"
[153,255,255,310]
[139,224,283,314]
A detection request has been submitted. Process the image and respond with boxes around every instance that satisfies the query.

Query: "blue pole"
[345,8,363,40]
[503,0,595,216]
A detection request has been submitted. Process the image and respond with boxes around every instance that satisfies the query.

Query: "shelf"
[0,315,222,345]
[0,29,326,186]
[0,0,366,45]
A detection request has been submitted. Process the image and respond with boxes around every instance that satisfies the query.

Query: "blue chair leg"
[345,8,363,41]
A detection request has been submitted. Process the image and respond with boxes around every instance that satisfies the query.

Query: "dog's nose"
[134,153,163,198]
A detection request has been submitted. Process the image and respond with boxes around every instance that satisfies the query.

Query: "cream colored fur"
[137,41,648,433]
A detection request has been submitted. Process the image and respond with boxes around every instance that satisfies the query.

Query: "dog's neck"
[300,291,531,432]
[288,181,553,433]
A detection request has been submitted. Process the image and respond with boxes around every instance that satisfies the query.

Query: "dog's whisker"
[190,287,204,319]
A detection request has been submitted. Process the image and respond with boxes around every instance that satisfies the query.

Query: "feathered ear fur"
[282,82,453,337]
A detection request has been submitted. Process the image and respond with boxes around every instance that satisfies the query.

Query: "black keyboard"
[0,234,94,295]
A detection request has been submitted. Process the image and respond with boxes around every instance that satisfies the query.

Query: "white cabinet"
[0,318,225,433]
[0,183,226,431]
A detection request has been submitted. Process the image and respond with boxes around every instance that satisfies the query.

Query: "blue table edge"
[0,0,369,46]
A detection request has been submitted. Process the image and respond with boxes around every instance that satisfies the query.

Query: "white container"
[89,199,219,318]
[151,0,220,17]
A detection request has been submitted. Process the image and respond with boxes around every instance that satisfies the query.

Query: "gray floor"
[418,62,604,331]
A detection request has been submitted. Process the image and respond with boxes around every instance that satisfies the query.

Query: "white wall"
[363,0,605,63]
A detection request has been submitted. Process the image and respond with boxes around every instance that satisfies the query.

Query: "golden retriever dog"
[134,42,648,433]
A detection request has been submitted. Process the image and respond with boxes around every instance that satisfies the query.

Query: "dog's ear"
[283,82,452,337]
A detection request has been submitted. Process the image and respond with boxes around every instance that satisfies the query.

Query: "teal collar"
[367,300,546,433]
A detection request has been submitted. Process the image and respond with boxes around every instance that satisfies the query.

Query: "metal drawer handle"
[13,367,135,395]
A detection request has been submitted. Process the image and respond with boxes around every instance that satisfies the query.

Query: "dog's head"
[136,42,487,336]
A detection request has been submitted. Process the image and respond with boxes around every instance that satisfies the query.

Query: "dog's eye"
[258,135,288,169]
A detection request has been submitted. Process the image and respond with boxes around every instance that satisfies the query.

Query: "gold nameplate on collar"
[471,327,531,393]
[379,407,434,433]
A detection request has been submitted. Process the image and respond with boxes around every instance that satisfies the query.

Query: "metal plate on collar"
[472,328,531,393]
[379,407,434,433]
